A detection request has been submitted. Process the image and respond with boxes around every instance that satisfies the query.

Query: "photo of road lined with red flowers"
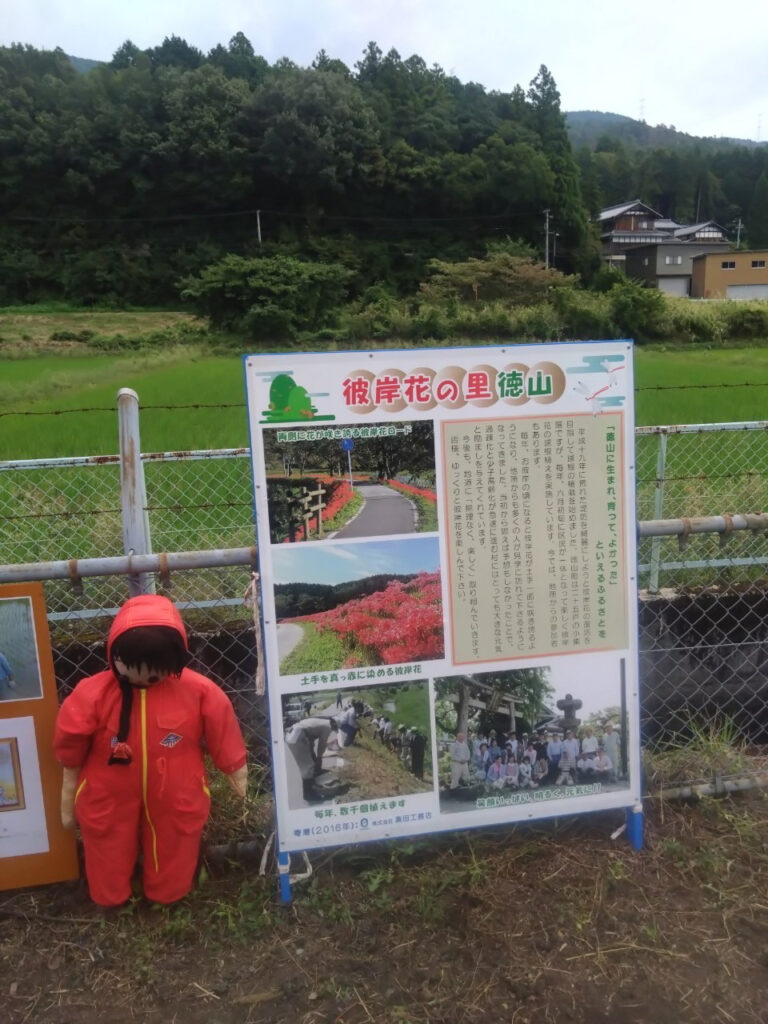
[274,539,444,674]
[263,421,437,544]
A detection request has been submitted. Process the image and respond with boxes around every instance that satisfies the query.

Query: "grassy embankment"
[337,726,433,797]
[401,490,439,531]
[279,622,347,675]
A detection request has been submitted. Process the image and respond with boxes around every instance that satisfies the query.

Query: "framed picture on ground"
[0,583,79,889]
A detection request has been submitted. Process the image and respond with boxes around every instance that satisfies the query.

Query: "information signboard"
[244,342,640,855]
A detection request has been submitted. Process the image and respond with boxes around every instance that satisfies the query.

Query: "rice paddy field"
[1,326,768,460]
[2,307,768,454]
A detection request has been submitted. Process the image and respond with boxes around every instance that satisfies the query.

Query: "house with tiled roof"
[598,199,730,290]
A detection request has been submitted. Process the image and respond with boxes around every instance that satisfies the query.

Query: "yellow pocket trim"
[74,778,87,803]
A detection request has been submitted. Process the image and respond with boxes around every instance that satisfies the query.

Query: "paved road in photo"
[334,483,416,538]
[277,622,305,661]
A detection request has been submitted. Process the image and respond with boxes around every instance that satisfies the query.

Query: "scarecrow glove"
[60,766,80,829]
[226,764,248,798]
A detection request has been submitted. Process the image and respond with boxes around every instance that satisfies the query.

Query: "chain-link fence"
[636,422,768,592]
[3,408,768,799]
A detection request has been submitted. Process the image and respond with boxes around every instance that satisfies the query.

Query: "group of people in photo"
[371,714,428,780]
[447,721,623,794]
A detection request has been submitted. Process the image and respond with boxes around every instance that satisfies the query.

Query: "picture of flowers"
[274,538,444,674]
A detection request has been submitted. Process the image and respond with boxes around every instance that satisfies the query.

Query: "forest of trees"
[1,35,767,313]
[274,574,417,618]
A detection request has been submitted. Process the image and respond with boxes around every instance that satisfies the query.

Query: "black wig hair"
[110,625,189,679]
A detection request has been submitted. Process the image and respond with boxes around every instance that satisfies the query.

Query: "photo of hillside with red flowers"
[274,539,444,674]
[262,421,437,543]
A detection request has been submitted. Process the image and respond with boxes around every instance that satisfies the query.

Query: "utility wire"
[7,207,533,226]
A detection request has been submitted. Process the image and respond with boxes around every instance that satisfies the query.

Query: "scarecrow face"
[112,658,168,689]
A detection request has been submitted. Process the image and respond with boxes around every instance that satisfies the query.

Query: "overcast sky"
[4,0,767,142]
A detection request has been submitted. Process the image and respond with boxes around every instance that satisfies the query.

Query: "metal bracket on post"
[157,551,172,590]
[719,513,734,548]
[67,558,84,596]
[677,517,691,554]
[117,388,155,597]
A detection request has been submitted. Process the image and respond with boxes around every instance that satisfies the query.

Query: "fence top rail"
[635,421,768,436]
[0,448,253,472]
[0,547,259,584]
[0,454,121,471]
[638,512,768,537]
[2,514,768,583]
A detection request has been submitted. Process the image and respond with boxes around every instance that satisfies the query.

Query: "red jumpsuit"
[54,595,247,906]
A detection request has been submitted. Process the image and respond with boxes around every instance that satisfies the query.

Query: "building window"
[664,255,683,265]
[751,259,766,268]
[721,261,736,269]
[643,257,649,266]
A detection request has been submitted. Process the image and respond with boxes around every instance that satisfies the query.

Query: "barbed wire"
[2,381,768,421]
[7,207,532,226]
[0,403,245,418]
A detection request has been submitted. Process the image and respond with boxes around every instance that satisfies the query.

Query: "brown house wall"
[691,252,768,298]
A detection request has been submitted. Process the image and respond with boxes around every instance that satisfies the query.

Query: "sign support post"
[626,804,644,851]
[277,847,292,904]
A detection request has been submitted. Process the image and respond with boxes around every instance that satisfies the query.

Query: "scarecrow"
[54,595,247,907]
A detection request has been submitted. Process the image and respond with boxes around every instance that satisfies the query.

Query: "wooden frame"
[0,583,79,890]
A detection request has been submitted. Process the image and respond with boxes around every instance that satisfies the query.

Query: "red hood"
[107,595,188,661]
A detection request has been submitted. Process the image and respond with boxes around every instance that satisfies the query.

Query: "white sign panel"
[244,342,640,853]
[0,716,49,859]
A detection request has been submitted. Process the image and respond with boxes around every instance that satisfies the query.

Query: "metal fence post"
[648,430,668,594]
[117,388,155,596]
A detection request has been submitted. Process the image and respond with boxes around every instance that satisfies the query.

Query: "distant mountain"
[565,110,765,151]
[67,54,102,74]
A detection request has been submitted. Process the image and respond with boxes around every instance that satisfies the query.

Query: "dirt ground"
[3,791,768,1024]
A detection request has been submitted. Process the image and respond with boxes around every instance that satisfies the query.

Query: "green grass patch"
[362,684,433,738]
[279,622,348,675]
[322,489,364,534]
[409,492,439,532]
[0,351,250,458]
[635,346,768,426]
